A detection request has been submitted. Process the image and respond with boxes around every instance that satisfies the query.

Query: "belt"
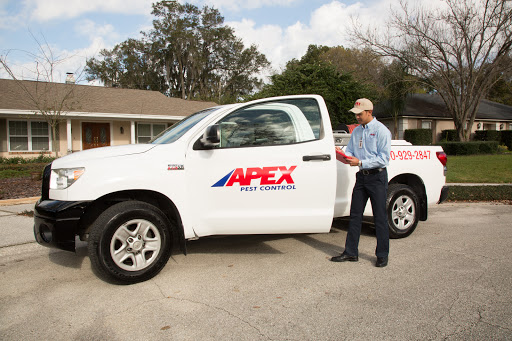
[359,168,385,175]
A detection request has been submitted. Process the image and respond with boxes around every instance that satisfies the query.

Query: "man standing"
[331,98,391,267]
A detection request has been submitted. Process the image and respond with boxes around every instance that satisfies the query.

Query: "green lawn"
[446,154,512,183]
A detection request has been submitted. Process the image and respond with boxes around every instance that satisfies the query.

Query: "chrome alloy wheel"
[391,195,416,231]
[110,219,162,271]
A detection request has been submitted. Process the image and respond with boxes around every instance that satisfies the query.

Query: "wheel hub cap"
[110,219,162,271]
[127,235,144,253]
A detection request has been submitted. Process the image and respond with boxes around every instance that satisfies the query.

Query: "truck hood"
[53,144,157,167]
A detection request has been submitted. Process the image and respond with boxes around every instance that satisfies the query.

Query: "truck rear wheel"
[88,201,172,284]
[386,184,419,239]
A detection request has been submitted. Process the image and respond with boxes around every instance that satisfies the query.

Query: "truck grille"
[41,163,52,200]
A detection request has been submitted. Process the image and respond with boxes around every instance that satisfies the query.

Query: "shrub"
[448,185,512,201]
[441,129,458,141]
[404,129,432,145]
[439,141,498,155]
[500,131,512,151]
[474,130,500,141]
[0,155,55,164]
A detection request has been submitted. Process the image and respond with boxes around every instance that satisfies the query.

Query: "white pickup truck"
[34,95,448,283]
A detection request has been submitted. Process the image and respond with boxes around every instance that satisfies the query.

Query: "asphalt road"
[1,202,511,340]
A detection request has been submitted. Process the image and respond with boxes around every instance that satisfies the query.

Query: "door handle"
[303,154,331,161]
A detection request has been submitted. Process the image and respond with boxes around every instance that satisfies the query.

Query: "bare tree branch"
[352,0,512,141]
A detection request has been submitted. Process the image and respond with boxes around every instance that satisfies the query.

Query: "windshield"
[150,107,219,144]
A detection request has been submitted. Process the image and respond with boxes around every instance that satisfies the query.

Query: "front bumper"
[33,199,91,252]
[438,186,449,204]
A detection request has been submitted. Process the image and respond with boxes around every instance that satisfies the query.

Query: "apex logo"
[212,166,297,187]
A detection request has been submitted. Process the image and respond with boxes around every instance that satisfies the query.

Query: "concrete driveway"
[0,202,511,340]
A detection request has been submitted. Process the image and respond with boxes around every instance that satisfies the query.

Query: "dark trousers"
[344,169,389,258]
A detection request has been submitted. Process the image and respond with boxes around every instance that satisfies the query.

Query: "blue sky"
[0,0,419,84]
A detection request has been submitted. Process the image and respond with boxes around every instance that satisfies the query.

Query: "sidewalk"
[0,196,39,206]
[0,199,38,248]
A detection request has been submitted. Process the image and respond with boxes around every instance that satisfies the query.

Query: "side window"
[216,99,321,148]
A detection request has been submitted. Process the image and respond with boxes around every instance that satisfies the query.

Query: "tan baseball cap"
[349,98,373,114]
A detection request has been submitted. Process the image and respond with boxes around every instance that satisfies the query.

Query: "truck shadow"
[45,220,376,271]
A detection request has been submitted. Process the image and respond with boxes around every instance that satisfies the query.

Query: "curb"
[0,197,39,206]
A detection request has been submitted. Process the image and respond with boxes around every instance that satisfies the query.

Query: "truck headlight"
[50,168,85,189]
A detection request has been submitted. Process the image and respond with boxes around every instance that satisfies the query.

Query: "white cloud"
[75,19,120,43]
[227,1,371,73]
[29,0,154,22]
[186,0,299,11]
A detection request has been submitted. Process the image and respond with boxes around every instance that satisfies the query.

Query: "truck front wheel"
[88,201,172,284]
[386,184,419,239]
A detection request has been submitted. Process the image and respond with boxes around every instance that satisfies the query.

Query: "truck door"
[185,96,337,236]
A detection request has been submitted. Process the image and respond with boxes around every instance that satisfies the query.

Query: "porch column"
[131,121,136,144]
[67,119,72,154]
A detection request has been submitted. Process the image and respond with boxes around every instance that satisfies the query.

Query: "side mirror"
[200,124,220,148]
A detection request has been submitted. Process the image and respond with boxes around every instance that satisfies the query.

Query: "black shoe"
[375,257,388,267]
[330,253,358,262]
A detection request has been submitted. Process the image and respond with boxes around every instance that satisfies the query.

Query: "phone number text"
[390,150,431,160]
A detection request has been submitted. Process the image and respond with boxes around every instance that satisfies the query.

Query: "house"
[376,93,512,142]
[0,79,217,158]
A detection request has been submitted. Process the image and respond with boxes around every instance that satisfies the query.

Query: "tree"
[148,1,270,102]
[379,60,418,139]
[487,54,512,106]
[319,46,386,91]
[86,1,269,103]
[0,35,84,157]
[85,39,164,91]
[252,45,374,128]
[352,0,512,141]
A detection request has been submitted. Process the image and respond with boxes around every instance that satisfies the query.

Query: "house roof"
[376,93,512,121]
[0,78,218,120]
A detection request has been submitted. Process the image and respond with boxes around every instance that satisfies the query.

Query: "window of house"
[8,120,50,152]
[137,123,167,143]
[421,120,432,129]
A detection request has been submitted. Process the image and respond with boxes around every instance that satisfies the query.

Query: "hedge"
[448,185,512,201]
[474,130,500,141]
[440,129,458,142]
[502,131,512,151]
[404,129,432,145]
[438,141,499,155]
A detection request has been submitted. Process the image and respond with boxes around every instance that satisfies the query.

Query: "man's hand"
[347,156,360,167]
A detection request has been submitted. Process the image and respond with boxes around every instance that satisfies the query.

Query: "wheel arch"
[79,190,187,255]
[389,173,427,221]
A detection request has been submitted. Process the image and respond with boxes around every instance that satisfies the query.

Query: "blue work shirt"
[345,118,391,170]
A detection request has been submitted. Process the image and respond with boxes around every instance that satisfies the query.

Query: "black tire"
[88,201,172,284]
[386,184,419,239]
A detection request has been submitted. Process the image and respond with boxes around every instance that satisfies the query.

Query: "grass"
[0,163,47,179]
[0,169,32,179]
[446,154,512,183]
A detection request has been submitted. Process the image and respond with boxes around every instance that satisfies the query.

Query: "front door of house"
[82,122,110,150]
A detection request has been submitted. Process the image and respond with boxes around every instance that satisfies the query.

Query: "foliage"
[501,131,512,151]
[447,186,512,201]
[487,55,512,106]
[250,45,374,129]
[403,129,432,145]
[440,130,458,142]
[0,155,55,164]
[319,46,385,90]
[439,141,499,155]
[85,1,269,103]
[474,130,512,151]
[352,0,512,141]
[85,39,163,91]
[474,130,500,141]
